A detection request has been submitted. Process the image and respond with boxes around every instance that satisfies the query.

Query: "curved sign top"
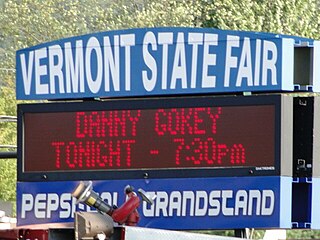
[16,27,296,100]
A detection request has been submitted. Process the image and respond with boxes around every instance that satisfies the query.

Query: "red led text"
[174,138,245,166]
[155,107,222,135]
[52,140,135,169]
[76,110,141,138]
[50,107,248,170]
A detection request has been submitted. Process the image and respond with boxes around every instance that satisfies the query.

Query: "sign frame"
[16,27,295,100]
[16,176,292,229]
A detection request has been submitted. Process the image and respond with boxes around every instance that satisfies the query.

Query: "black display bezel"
[17,95,282,181]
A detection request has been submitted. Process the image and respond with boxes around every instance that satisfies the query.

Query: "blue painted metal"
[292,177,320,229]
[292,178,312,228]
[16,176,292,229]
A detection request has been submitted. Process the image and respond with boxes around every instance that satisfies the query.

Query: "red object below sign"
[0,228,74,240]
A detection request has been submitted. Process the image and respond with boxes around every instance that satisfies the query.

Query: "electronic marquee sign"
[16,27,296,100]
[17,94,293,181]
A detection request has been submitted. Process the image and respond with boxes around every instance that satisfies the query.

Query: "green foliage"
[0,85,17,206]
[202,0,320,39]
[0,159,16,202]
[0,85,17,212]
[1,0,320,81]
[287,229,320,239]
[0,0,203,87]
[0,0,201,49]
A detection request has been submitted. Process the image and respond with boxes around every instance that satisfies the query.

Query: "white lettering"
[86,37,103,93]
[18,31,281,99]
[49,45,65,94]
[236,38,253,87]
[170,32,187,89]
[104,36,120,91]
[143,189,275,218]
[60,193,73,218]
[195,191,208,216]
[182,191,195,216]
[21,189,275,221]
[65,41,85,93]
[208,190,220,216]
[120,34,135,91]
[262,41,277,86]
[188,33,203,88]
[142,31,157,91]
[21,192,118,220]
[202,33,217,88]
[254,39,262,86]
[143,191,156,217]
[169,191,181,216]
[222,190,234,216]
[46,193,59,218]
[35,193,47,218]
[248,190,261,215]
[261,190,275,215]
[21,194,34,218]
[35,48,49,94]
[224,35,239,87]
[235,190,247,215]
[155,191,168,217]
[20,52,34,95]
[158,32,173,89]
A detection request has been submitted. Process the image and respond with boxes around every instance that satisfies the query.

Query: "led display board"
[17,95,292,181]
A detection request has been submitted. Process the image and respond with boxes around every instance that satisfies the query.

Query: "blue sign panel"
[17,176,292,229]
[291,177,320,229]
[16,27,294,100]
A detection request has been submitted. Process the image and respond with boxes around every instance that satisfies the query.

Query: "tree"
[202,0,320,39]
[0,83,17,214]
[0,0,203,87]
[0,0,206,218]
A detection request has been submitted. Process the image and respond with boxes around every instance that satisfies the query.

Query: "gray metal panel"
[280,95,293,176]
[312,41,320,92]
[123,226,240,240]
[294,47,312,87]
[313,97,320,177]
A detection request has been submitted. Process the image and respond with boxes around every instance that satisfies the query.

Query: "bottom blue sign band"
[17,176,292,229]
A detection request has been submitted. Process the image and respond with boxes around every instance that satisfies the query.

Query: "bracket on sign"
[292,177,312,229]
[293,97,314,177]
[294,41,320,92]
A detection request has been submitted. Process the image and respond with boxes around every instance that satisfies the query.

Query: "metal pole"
[0,116,17,159]
[0,115,17,122]
[0,151,17,159]
[234,229,248,238]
